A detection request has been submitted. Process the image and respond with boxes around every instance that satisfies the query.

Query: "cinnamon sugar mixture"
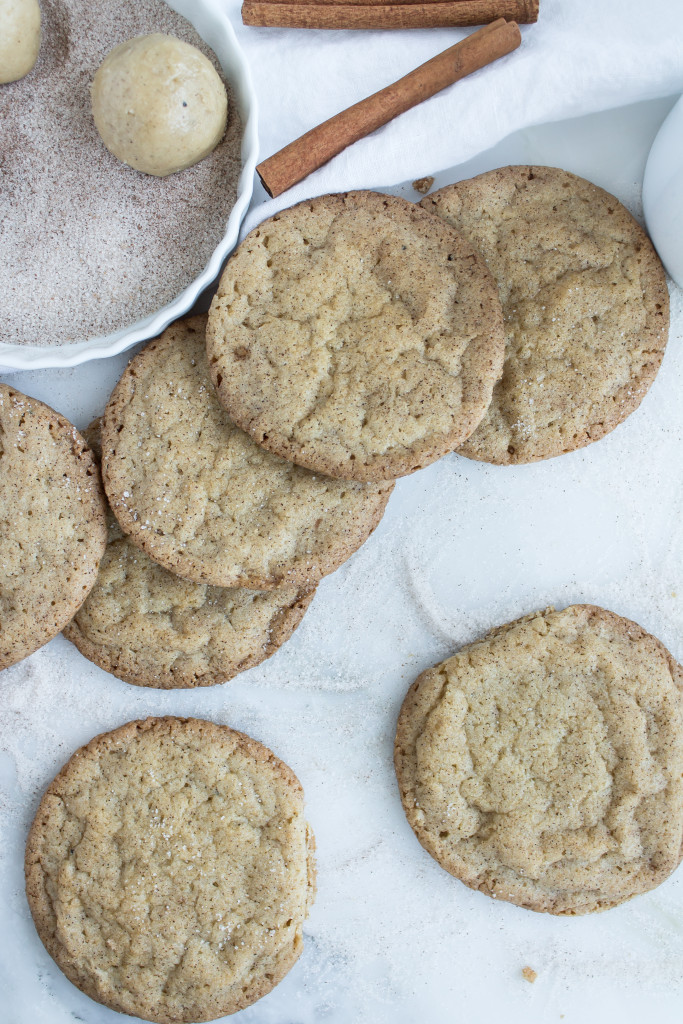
[0,0,243,347]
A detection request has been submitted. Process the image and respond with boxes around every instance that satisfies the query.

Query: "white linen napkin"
[229,0,683,236]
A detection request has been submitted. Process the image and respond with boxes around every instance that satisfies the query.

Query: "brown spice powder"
[0,0,243,347]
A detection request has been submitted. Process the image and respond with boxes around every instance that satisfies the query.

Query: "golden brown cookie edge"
[25,716,316,1022]
[206,190,506,482]
[394,603,683,915]
[421,166,671,466]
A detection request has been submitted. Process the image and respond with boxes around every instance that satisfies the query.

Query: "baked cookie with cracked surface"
[102,315,392,589]
[64,420,314,688]
[25,716,316,1023]
[0,384,106,671]
[206,191,505,481]
[395,604,683,915]
[421,166,669,464]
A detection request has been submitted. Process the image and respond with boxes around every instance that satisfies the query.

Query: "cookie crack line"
[101,315,392,592]
[26,718,316,1020]
[394,605,683,915]
[207,190,505,482]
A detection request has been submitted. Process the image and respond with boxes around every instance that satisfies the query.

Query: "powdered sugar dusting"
[3,274,683,1017]
[2,125,683,1022]
[3,286,683,1020]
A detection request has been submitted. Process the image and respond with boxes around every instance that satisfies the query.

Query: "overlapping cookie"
[422,166,669,464]
[207,191,505,481]
[101,315,392,590]
[64,420,314,688]
[25,717,316,1022]
[395,604,683,914]
[0,384,106,670]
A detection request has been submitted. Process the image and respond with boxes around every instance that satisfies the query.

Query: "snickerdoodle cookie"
[421,166,669,464]
[25,716,316,1023]
[101,316,392,589]
[395,604,683,914]
[64,421,314,688]
[0,384,106,670]
[206,191,505,481]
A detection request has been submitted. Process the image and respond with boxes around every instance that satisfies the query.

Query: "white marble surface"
[2,96,683,1024]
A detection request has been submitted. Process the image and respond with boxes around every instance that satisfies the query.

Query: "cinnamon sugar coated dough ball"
[0,0,41,84]
[395,605,683,915]
[25,717,316,1022]
[91,33,228,177]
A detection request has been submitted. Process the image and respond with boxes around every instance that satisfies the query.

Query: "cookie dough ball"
[0,0,41,84]
[91,33,228,177]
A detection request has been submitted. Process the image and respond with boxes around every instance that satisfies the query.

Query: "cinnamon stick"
[256,19,521,198]
[243,0,538,28]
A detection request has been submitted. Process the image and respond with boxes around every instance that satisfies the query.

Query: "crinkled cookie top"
[25,717,316,1022]
[395,604,683,915]
[422,166,669,464]
[0,384,106,670]
[64,507,314,688]
[102,315,391,589]
[206,191,505,481]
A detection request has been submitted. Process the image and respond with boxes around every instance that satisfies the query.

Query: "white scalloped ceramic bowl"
[0,0,258,371]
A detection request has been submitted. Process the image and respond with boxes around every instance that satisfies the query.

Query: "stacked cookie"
[61,191,513,690]
[421,166,670,464]
[205,174,669,477]
[206,190,506,480]
[66,314,393,688]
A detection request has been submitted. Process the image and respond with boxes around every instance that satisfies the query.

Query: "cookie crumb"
[412,176,435,195]
[522,966,537,983]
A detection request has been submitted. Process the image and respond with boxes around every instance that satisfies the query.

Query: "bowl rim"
[642,92,683,288]
[0,0,259,371]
